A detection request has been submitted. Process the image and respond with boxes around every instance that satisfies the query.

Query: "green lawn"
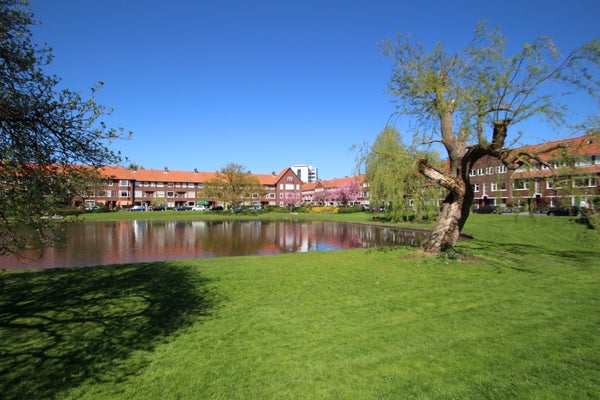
[1,215,598,399]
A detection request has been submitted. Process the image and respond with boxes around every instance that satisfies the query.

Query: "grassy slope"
[1,215,598,399]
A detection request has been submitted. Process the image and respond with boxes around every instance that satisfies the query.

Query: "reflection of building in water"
[0,221,428,269]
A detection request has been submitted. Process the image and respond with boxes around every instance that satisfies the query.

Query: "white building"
[292,164,318,183]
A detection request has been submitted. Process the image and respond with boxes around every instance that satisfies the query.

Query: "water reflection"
[1,220,429,269]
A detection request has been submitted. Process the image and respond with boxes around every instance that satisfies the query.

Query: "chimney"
[164,167,168,173]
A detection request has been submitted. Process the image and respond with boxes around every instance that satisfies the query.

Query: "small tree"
[381,22,600,253]
[311,189,327,205]
[202,163,265,211]
[1,0,128,259]
[333,180,362,206]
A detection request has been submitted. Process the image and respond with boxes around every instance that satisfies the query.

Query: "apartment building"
[81,135,598,212]
[292,164,318,183]
[82,166,303,209]
[469,135,600,210]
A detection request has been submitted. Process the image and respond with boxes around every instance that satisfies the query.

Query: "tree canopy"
[381,22,600,253]
[359,126,439,222]
[201,163,265,211]
[0,0,128,259]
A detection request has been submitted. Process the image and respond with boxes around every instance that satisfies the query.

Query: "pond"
[1,220,429,270]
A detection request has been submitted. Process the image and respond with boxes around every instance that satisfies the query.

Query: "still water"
[2,220,429,270]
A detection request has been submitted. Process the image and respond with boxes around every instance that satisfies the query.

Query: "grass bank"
[1,215,598,399]
[78,208,432,230]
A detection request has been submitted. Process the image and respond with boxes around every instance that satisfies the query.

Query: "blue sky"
[29,0,599,180]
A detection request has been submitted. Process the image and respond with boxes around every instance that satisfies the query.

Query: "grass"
[1,214,599,399]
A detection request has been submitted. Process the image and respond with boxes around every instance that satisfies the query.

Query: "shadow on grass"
[462,240,599,273]
[0,262,217,400]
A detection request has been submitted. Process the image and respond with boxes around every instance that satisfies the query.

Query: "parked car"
[191,205,206,211]
[151,205,166,211]
[129,205,145,211]
[502,206,523,214]
[85,205,101,211]
[174,205,190,211]
[473,205,497,214]
[546,206,579,216]
[211,206,224,211]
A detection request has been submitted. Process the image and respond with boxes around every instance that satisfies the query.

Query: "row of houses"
[470,135,600,210]
[80,135,600,211]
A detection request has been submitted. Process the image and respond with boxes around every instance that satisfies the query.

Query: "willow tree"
[381,22,600,253]
[361,126,437,222]
[1,0,128,259]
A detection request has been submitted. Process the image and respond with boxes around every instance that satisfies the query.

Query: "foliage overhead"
[0,0,129,259]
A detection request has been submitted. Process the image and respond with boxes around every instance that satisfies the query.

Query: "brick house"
[82,166,303,210]
[469,135,600,210]
[78,135,598,212]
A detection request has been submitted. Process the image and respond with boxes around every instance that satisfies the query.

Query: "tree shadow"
[461,240,599,273]
[0,262,218,399]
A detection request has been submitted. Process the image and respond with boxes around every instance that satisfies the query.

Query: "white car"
[192,205,206,211]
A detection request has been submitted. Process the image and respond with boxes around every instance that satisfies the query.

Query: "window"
[167,191,174,197]
[495,165,507,174]
[157,182,164,187]
[573,177,597,187]
[287,176,293,182]
[106,179,114,186]
[477,168,484,176]
[547,179,562,189]
[491,182,498,191]
[486,167,494,175]
[168,182,174,188]
[513,180,529,190]
[119,180,129,187]
[575,157,593,167]
[472,183,480,192]
[119,191,129,197]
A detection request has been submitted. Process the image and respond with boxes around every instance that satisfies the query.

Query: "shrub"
[311,206,339,214]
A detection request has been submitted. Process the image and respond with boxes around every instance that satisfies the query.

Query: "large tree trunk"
[421,191,464,253]
[418,158,472,254]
